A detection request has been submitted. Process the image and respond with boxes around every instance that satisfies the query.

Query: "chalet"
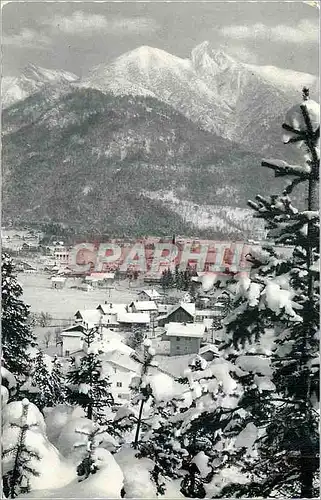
[85,272,115,288]
[59,325,85,357]
[101,351,141,403]
[97,303,127,316]
[158,303,195,328]
[195,310,216,323]
[74,309,102,329]
[212,301,226,317]
[138,289,161,302]
[143,274,162,285]
[157,304,172,315]
[199,344,220,362]
[15,261,37,273]
[163,322,205,356]
[99,314,119,329]
[129,301,158,316]
[97,303,127,326]
[51,276,66,289]
[116,312,150,331]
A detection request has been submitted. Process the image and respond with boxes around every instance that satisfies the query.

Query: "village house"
[59,324,85,357]
[195,309,215,322]
[163,322,205,356]
[138,289,161,302]
[157,304,172,315]
[15,261,37,273]
[96,303,128,325]
[143,274,162,285]
[84,272,115,288]
[116,312,150,331]
[74,309,102,329]
[129,300,158,317]
[198,344,220,362]
[51,276,67,289]
[54,244,69,267]
[101,351,141,404]
[158,303,195,328]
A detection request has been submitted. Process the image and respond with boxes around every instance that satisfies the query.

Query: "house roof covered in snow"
[51,276,66,282]
[165,322,205,338]
[117,313,150,324]
[101,314,119,326]
[101,351,140,374]
[74,309,102,327]
[162,302,196,319]
[60,325,84,337]
[97,303,127,315]
[92,338,134,356]
[199,344,220,356]
[195,310,216,317]
[139,289,161,299]
[130,301,158,311]
[90,272,115,279]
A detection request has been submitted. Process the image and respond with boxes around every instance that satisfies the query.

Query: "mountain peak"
[21,63,79,83]
[116,45,184,69]
[191,42,236,72]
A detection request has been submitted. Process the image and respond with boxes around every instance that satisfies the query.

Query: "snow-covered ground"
[18,273,140,319]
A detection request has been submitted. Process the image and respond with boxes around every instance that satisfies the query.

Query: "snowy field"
[18,273,141,319]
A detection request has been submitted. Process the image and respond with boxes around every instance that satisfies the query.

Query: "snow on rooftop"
[74,309,102,326]
[90,272,115,279]
[139,289,161,299]
[199,344,220,356]
[101,314,119,325]
[162,302,196,319]
[117,312,150,324]
[97,303,127,315]
[165,322,205,338]
[130,300,158,311]
[102,351,140,374]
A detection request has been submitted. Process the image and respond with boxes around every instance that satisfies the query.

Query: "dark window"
[65,350,70,356]
[176,337,180,341]
[116,382,122,387]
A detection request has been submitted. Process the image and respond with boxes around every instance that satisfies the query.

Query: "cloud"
[220,19,319,44]
[222,45,259,64]
[44,11,159,36]
[2,28,50,48]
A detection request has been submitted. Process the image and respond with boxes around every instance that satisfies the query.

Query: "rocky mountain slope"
[2,43,314,237]
[2,87,281,238]
[80,41,319,158]
[1,64,79,109]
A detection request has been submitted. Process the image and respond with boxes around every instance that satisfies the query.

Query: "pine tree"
[1,254,37,380]
[51,355,68,405]
[66,327,114,422]
[138,352,243,497]
[127,326,145,352]
[218,88,320,498]
[1,366,17,406]
[20,351,67,411]
[180,463,206,498]
[131,339,156,449]
[75,424,105,481]
[2,399,40,498]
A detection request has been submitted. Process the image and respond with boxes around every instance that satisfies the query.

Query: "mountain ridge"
[2,87,283,238]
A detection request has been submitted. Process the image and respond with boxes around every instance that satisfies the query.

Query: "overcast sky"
[2,1,319,78]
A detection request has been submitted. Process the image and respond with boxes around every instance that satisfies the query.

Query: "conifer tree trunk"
[299,98,319,499]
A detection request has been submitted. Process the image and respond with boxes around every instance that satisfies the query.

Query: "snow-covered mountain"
[1,64,79,108]
[80,42,319,155]
[2,42,318,155]
[80,45,232,136]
